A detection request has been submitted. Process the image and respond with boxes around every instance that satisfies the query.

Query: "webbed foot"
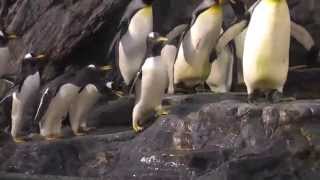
[45,134,62,141]
[13,137,27,144]
[268,90,296,103]
[133,121,143,133]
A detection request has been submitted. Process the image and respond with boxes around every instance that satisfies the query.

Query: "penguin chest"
[243,0,290,90]
[206,45,234,93]
[69,84,101,122]
[139,57,168,108]
[119,7,153,84]
[12,72,40,120]
[174,6,222,86]
[42,84,80,123]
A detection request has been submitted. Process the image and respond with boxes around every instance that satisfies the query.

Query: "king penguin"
[132,32,169,132]
[107,0,154,94]
[243,0,291,102]
[35,65,111,139]
[10,53,46,143]
[173,0,224,90]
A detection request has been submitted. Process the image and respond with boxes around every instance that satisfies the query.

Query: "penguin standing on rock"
[173,0,227,90]
[35,65,111,140]
[243,0,291,102]
[107,0,154,94]
[9,53,46,143]
[132,32,169,132]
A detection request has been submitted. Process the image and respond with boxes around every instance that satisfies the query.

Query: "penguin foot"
[156,108,169,117]
[80,126,96,132]
[45,134,62,141]
[13,137,27,144]
[248,90,263,103]
[113,90,125,97]
[267,90,295,103]
[74,131,86,136]
[133,121,144,133]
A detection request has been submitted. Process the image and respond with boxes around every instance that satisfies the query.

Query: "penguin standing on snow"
[35,65,111,140]
[107,0,154,94]
[173,0,225,90]
[10,53,46,143]
[132,32,169,132]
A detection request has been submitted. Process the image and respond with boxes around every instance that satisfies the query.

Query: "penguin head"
[73,64,112,87]
[142,0,153,5]
[0,30,17,46]
[146,32,169,57]
[21,52,47,74]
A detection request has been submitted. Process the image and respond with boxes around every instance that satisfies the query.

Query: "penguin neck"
[73,70,100,88]
[264,0,282,3]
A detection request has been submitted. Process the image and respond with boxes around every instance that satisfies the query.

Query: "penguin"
[161,24,189,94]
[132,32,169,132]
[0,30,17,78]
[215,0,319,92]
[10,53,46,143]
[206,33,234,93]
[69,65,112,136]
[35,65,111,139]
[242,0,291,102]
[173,0,224,90]
[107,0,154,94]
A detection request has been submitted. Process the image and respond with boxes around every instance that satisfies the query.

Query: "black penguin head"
[73,64,112,87]
[142,0,153,5]
[146,32,168,58]
[20,52,46,76]
[0,30,17,47]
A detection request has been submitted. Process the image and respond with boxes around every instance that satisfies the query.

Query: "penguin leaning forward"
[35,64,111,140]
[8,53,46,143]
[173,0,225,91]
[106,0,154,94]
[132,32,169,132]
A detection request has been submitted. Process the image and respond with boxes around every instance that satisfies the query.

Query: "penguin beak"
[157,37,169,43]
[99,65,112,71]
[7,33,17,39]
[35,54,46,60]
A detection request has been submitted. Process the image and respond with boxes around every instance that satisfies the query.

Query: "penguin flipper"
[129,70,142,95]
[216,18,249,55]
[290,21,319,66]
[34,87,56,125]
[291,21,315,51]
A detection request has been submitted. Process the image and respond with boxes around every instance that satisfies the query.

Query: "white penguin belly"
[11,72,40,137]
[137,57,168,112]
[40,84,80,136]
[206,44,234,93]
[69,84,101,133]
[174,6,222,87]
[118,6,153,85]
[161,45,177,94]
[243,0,290,93]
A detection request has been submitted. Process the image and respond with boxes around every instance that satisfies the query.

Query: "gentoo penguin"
[132,32,168,132]
[35,65,111,139]
[173,0,224,90]
[69,65,112,135]
[107,0,154,94]
[10,53,46,143]
[242,0,291,102]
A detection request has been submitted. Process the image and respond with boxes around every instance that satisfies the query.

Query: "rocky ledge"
[0,92,320,180]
